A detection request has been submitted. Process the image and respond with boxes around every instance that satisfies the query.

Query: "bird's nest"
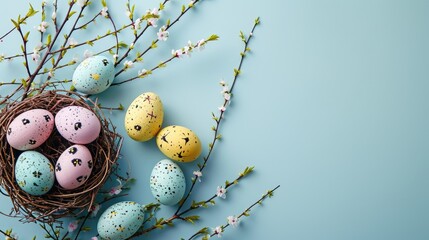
[0,90,122,223]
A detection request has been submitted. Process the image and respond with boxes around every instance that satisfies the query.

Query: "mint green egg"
[72,56,114,94]
[15,151,55,196]
[97,201,145,240]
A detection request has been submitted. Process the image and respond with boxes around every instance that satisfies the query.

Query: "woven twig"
[0,90,122,223]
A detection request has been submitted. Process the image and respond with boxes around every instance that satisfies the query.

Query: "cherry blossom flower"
[36,21,49,33]
[77,0,87,8]
[51,11,57,20]
[108,179,123,196]
[146,8,159,27]
[216,186,227,199]
[89,203,101,218]
[124,60,134,69]
[31,52,40,62]
[68,221,79,232]
[193,170,202,182]
[171,49,183,58]
[157,26,169,41]
[125,10,132,18]
[219,80,226,86]
[196,39,205,51]
[213,226,223,238]
[48,71,54,78]
[183,46,191,57]
[133,18,142,30]
[101,7,109,17]
[138,69,148,76]
[218,106,226,112]
[224,92,231,101]
[83,49,93,59]
[91,237,98,240]
[227,215,239,227]
[113,54,118,61]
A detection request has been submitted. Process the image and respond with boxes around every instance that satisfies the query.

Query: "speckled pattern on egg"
[156,125,202,162]
[97,201,145,240]
[55,145,93,190]
[72,55,114,94]
[150,159,186,206]
[125,92,164,142]
[55,106,101,144]
[6,109,54,151]
[15,151,55,196]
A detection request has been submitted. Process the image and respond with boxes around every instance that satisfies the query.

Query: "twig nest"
[0,90,122,222]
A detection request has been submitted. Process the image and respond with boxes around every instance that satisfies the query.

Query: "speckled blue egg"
[72,56,114,94]
[150,159,186,205]
[97,201,145,240]
[15,151,55,196]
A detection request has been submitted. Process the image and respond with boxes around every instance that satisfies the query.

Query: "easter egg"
[156,126,202,162]
[72,55,114,94]
[6,109,54,150]
[125,92,164,142]
[55,145,93,190]
[150,159,186,205]
[97,201,145,240]
[55,106,101,144]
[15,151,55,196]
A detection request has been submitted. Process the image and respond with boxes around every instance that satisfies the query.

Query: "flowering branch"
[187,185,281,240]
[131,166,255,237]
[111,35,219,86]
[175,17,261,216]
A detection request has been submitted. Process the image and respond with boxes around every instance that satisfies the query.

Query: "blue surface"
[1,0,429,239]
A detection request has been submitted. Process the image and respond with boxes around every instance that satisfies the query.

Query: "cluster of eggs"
[96,92,203,240]
[6,107,101,196]
[124,92,202,206]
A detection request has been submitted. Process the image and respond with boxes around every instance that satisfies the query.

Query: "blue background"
[1,0,429,239]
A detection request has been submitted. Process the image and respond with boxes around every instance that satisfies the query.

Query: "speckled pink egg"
[55,145,93,190]
[6,109,54,150]
[55,106,101,144]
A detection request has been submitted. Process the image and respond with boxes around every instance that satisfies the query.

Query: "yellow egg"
[156,125,202,162]
[125,92,164,141]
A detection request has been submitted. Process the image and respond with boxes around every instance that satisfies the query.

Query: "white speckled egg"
[125,92,164,142]
[156,125,202,162]
[97,201,145,240]
[150,159,186,205]
[72,56,114,94]
[55,145,93,190]
[55,106,101,144]
[15,151,55,196]
[6,109,54,150]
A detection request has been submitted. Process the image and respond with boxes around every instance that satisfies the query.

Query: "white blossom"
[216,186,227,199]
[196,39,205,51]
[123,60,134,69]
[48,71,54,78]
[51,11,57,20]
[36,21,49,33]
[77,0,87,8]
[224,92,231,101]
[133,18,142,30]
[31,52,40,62]
[157,26,169,41]
[146,8,159,27]
[125,10,132,18]
[171,49,183,58]
[89,203,101,218]
[213,226,223,238]
[108,179,123,196]
[219,80,226,86]
[91,237,98,240]
[68,221,79,233]
[227,216,239,227]
[193,171,202,182]
[101,7,109,17]
[218,106,226,112]
[138,69,148,76]
[113,54,118,60]
[183,46,191,57]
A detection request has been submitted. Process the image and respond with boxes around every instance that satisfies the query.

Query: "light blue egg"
[150,159,186,206]
[97,201,145,240]
[72,56,114,94]
[15,151,55,196]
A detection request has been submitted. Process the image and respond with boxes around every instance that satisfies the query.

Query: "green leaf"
[11,19,19,29]
[24,31,30,42]
[207,34,219,41]
[185,215,200,224]
[159,3,165,10]
[181,5,186,13]
[255,17,260,25]
[234,68,241,77]
[26,4,38,18]
[46,34,52,45]
[151,41,158,49]
[101,0,107,7]
[68,11,77,19]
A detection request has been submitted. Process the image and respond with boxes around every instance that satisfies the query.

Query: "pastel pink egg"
[55,145,93,190]
[55,106,101,144]
[6,109,54,150]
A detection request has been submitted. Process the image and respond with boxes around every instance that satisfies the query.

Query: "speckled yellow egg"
[156,125,202,162]
[125,92,164,142]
